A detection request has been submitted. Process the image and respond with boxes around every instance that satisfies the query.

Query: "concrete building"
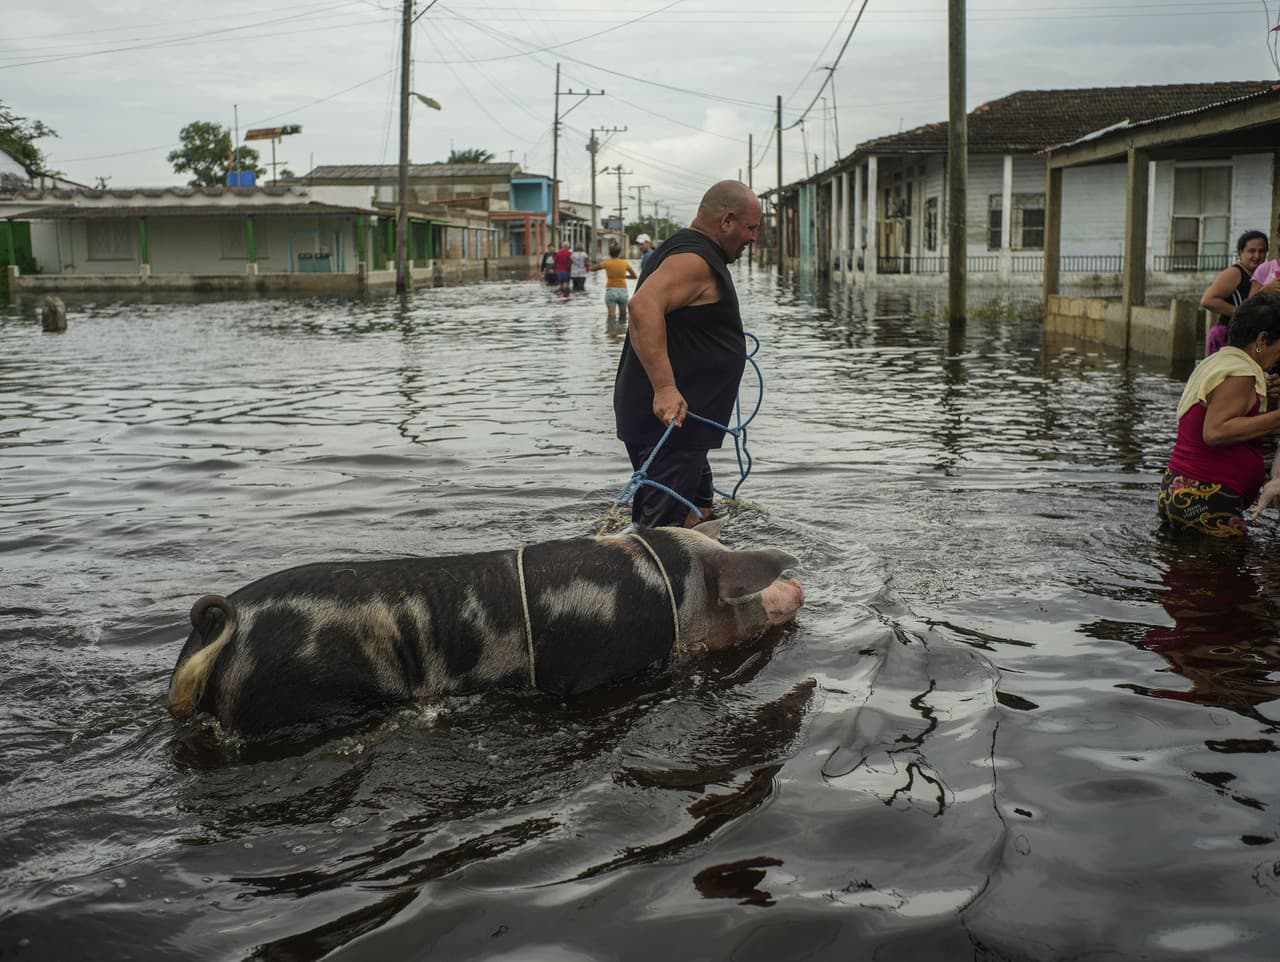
[2,184,380,294]
[773,81,1276,300]
[1042,85,1280,360]
[2,161,550,293]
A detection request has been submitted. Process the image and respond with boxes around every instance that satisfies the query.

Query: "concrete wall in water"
[6,255,539,295]
[1046,293,1200,361]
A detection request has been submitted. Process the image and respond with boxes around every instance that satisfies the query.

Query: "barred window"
[86,220,133,260]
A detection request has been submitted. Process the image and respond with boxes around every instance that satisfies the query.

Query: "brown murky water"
[3,270,1280,961]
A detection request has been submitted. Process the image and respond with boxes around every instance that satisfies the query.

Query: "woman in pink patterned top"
[1201,230,1268,356]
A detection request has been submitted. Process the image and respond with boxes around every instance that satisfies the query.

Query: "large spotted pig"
[167,521,804,738]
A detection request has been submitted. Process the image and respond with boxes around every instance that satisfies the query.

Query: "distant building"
[2,161,550,293]
[774,81,1278,291]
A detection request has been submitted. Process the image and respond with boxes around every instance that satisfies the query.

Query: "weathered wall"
[1045,293,1199,360]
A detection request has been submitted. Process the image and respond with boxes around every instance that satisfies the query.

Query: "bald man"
[612,180,762,528]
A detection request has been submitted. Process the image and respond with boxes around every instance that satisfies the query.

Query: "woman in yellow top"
[589,243,638,322]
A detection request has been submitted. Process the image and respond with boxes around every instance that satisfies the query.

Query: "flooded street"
[4,270,1280,961]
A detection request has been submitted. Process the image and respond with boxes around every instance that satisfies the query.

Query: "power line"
[0,1,378,69]
[787,0,870,130]
[417,0,691,66]
[56,68,394,164]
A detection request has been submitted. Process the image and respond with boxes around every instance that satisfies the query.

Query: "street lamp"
[395,90,442,293]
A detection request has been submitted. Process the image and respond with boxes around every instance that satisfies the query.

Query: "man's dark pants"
[625,442,714,528]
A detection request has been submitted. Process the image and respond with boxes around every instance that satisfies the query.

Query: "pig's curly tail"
[167,595,238,720]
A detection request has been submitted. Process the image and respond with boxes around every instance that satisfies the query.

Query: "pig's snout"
[762,577,804,626]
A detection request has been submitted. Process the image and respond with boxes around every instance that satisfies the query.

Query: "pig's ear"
[693,517,725,541]
[710,548,799,601]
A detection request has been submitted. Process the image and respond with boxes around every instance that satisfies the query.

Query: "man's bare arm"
[626,253,719,427]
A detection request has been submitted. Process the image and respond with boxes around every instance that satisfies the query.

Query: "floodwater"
[3,269,1280,961]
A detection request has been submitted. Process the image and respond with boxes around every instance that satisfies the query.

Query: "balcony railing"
[1152,253,1231,273]
[872,254,1120,275]
[861,253,1232,275]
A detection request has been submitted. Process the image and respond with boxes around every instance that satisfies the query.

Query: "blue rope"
[610,331,764,519]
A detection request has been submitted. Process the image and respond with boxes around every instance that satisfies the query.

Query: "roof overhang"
[1046,88,1280,169]
[4,202,377,220]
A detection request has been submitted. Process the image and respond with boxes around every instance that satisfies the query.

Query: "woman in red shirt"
[1160,292,1280,536]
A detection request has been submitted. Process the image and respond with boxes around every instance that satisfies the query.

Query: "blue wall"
[512,178,552,216]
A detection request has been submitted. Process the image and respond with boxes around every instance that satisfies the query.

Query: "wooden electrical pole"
[588,126,624,255]
[601,164,633,227]
[947,0,967,324]
[776,95,785,271]
[632,183,651,226]
[394,0,412,293]
[747,132,754,265]
[550,63,604,247]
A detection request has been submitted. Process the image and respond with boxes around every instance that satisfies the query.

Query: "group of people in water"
[1161,227,1280,536]
[539,235,658,322]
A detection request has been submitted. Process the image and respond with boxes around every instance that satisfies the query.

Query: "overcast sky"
[6,0,1280,222]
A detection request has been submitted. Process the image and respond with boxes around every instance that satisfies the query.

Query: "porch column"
[245,216,257,275]
[1000,154,1013,281]
[1270,152,1280,250]
[1145,160,1157,274]
[840,171,850,283]
[1121,147,1150,347]
[830,177,839,276]
[356,215,368,267]
[776,201,784,268]
[1043,165,1063,300]
[853,163,863,276]
[137,217,150,278]
[865,156,879,277]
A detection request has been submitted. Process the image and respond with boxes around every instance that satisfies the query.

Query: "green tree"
[0,99,58,174]
[628,215,681,243]
[447,147,495,163]
[167,121,265,187]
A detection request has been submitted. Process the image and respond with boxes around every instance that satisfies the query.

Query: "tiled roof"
[304,163,521,180]
[5,202,377,220]
[855,82,1278,155]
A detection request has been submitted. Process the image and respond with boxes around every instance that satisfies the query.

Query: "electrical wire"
[786,0,869,130]
[0,1,379,69]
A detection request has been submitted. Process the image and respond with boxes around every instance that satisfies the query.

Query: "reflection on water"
[4,274,1280,960]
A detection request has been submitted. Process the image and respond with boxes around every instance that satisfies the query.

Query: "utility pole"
[820,65,841,159]
[820,97,827,170]
[395,0,412,293]
[747,133,754,264]
[550,63,604,247]
[631,183,651,227]
[947,0,967,324]
[601,164,633,229]
[588,126,625,256]
[776,94,785,271]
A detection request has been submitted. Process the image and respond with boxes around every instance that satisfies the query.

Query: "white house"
[776,81,1277,292]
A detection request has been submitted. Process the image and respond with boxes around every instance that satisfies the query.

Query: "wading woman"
[1159,293,1280,537]
[1200,230,1268,356]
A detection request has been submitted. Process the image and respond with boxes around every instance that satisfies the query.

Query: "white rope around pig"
[515,536,681,690]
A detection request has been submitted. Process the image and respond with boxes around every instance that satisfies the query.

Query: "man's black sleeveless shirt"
[612,228,745,450]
